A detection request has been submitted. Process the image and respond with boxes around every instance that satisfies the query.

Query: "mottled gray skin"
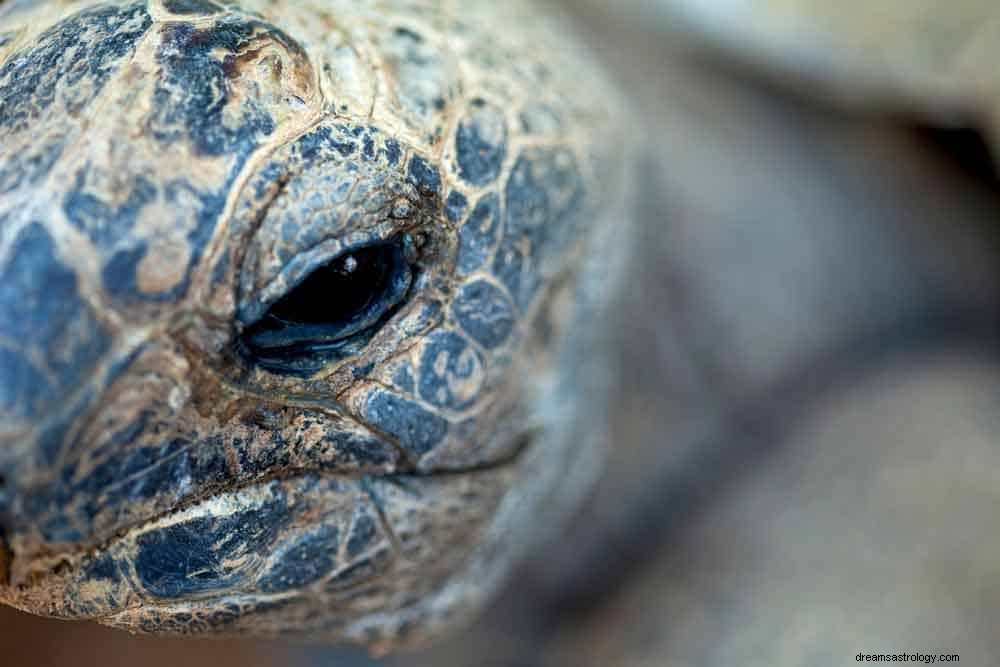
[0,0,628,650]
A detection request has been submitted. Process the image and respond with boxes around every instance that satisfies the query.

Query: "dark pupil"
[267,245,391,326]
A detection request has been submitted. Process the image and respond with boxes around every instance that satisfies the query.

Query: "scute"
[455,100,508,187]
[455,193,502,276]
[151,18,279,156]
[0,2,151,204]
[361,390,450,459]
[0,2,152,135]
[451,279,517,350]
[0,223,109,423]
[417,330,487,412]
[134,497,289,598]
[257,524,341,593]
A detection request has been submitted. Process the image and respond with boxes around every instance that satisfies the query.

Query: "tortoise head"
[0,0,627,648]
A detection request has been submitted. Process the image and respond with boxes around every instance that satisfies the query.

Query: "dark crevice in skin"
[4,431,534,594]
[910,119,998,185]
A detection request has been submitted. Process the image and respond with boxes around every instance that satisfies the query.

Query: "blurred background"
[3,1,999,665]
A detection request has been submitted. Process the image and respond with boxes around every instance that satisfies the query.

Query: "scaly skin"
[0,0,630,650]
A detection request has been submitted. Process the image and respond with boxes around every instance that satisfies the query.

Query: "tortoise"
[0,0,631,651]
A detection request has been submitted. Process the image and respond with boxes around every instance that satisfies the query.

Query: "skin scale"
[0,0,629,650]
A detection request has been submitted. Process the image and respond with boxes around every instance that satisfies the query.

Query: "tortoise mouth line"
[3,430,537,598]
[1,432,535,624]
[161,426,533,526]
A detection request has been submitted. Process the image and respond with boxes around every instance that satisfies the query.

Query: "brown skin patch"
[222,46,270,80]
[136,237,192,294]
[220,29,315,101]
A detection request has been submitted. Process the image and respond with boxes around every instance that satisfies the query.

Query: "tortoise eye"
[239,239,413,374]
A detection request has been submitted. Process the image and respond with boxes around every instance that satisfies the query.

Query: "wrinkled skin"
[0,0,629,650]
